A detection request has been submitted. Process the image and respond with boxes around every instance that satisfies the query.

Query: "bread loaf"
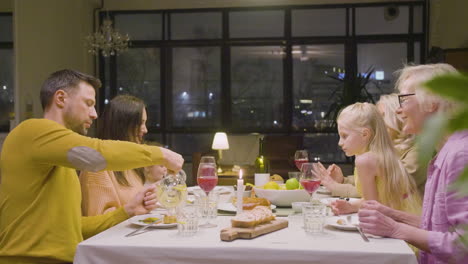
[231,206,275,228]
[231,197,271,210]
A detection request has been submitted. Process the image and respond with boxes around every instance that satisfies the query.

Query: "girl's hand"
[330,200,356,215]
[313,162,339,190]
[124,184,158,216]
[360,200,394,218]
[327,164,344,183]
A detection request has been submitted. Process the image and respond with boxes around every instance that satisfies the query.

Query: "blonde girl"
[376,94,426,195]
[330,102,421,215]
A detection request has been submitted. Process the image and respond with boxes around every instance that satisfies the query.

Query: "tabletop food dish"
[327,215,359,231]
[253,187,310,207]
[291,201,310,213]
[217,202,276,212]
[188,186,231,195]
[129,214,177,228]
[316,186,332,195]
[319,197,361,206]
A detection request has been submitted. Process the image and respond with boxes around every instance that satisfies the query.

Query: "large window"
[231,46,284,129]
[102,2,426,162]
[292,44,345,131]
[171,47,221,128]
[0,14,13,132]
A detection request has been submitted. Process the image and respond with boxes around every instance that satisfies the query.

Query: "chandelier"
[85,17,130,57]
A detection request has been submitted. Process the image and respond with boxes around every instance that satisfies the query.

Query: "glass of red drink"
[196,156,218,228]
[294,150,309,171]
[299,163,321,203]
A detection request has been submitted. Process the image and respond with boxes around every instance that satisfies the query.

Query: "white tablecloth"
[74,214,417,264]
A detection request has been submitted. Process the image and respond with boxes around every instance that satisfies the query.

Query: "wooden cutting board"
[220,219,288,241]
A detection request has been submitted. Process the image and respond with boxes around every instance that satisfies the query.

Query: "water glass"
[303,203,327,234]
[195,191,219,228]
[177,204,199,236]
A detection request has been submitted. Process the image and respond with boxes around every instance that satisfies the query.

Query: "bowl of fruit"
[253,177,310,207]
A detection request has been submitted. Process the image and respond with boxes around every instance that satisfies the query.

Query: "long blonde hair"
[377,94,415,155]
[337,103,421,211]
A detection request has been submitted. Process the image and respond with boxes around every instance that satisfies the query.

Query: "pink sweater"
[80,170,144,216]
[421,131,468,263]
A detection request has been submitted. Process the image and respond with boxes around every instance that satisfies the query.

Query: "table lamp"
[212,132,229,173]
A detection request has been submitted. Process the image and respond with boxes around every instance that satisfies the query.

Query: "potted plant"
[325,67,377,125]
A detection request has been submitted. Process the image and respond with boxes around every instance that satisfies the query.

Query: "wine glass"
[294,150,309,171]
[196,156,218,228]
[300,163,321,203]
[197,156,218,196]
[155,173,187,218]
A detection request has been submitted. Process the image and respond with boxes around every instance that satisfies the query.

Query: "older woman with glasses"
[358,63,468,264]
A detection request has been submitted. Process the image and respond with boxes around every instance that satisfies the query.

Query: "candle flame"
[239,169,243,179]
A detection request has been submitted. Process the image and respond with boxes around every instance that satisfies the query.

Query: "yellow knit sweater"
[0,119,166,264]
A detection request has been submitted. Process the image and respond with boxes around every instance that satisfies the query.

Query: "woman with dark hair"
[80,95,151,216]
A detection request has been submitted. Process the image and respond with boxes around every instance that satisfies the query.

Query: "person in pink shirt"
[358,63,468,263]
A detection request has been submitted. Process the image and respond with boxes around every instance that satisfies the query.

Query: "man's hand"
[160,147,184,172]
[124,184,158,217]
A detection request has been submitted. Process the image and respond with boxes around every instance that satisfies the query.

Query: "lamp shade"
[212,132,229,150]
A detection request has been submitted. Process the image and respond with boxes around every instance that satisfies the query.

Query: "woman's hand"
[358,209,401,238]
[330,200,356,215]
[124,184,158,217]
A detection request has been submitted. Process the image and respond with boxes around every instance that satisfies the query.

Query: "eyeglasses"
[398,93,415,107]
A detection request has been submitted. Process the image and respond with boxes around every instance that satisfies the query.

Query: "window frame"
[99,1,426,143]
[0,13,13,133]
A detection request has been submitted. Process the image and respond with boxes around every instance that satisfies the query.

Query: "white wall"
[13,0,97,123]
[0,0,12,11]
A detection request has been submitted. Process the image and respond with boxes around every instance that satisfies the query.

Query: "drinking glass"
[197,156,218,196]
[294,150,309,171]
[300,163,321,203]
[155,173,187,218]
[177,204,199,236]
[194,190,219,228]
[303,203,327,234]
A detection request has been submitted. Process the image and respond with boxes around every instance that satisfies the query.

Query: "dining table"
[74,187,418,264]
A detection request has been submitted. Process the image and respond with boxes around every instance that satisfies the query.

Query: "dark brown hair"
[97,94,146,186]
[40,69,101,110]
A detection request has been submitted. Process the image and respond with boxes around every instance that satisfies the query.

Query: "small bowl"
[291,201,310,213]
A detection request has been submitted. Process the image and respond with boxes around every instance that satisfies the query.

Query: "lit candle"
[236,169,244,214]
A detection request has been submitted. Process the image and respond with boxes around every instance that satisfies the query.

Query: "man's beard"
[64,113,88,135]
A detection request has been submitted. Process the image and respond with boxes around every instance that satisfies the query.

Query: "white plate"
[217,202,276,212]
[327,215,359,231]
[319,197,361,206]
[187,186,231,195]
[129,214,177,228]
[316,186,332,195]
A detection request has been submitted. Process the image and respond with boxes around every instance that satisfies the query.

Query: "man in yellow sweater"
[0,69,184,264]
